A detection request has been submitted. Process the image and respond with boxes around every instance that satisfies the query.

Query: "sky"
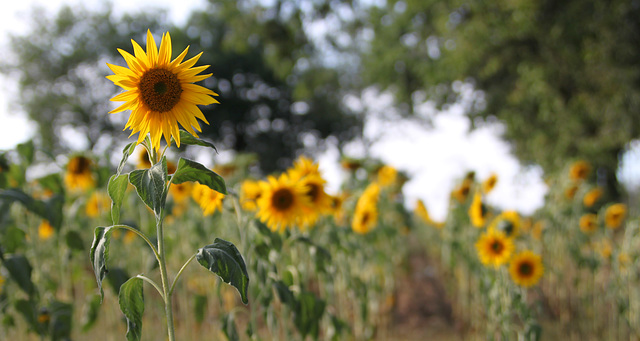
[7,0,640,220]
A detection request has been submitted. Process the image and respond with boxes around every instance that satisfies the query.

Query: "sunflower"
[489,210,521,238]
[288,155,321,179]
[352,200,379,234]
[0,274,4,295]
[64,155,95,191]
[240,179,262,211]
[482,173,498,194]
[414,199,431,224]
[452,179,472,203]
[329,192,348,225]
[605,203,626,229]
[107,30,218,152]
[192,183,225,216]
[38,220,55,240]
[509,251,544,288]
[469,192,490,228]
[475,229,514,268]
[340,158,361,171]
[169,182,192,203]
[579,213,598,234]
[256,173,309,232]
[564,184,578,200]
[86,191,110,218]
[376,165,398,188]
[583,188,603,208]
[569,160,590,180]
[295,173,333,228]
[123,230,137,244]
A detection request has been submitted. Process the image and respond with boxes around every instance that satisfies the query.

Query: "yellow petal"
[146,29,158,66]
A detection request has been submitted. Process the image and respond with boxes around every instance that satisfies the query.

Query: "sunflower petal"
[146,29,158,66]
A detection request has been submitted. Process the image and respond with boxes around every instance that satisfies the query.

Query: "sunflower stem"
[156,209,176,341]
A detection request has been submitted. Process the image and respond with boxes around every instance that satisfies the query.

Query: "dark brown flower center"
[518,262,533,276]
[306,183,320,202]
[272,188,294,211]
[139,68,182,112]
[490,240,504,254]
[362,211,370,225]
[69,157,90,174]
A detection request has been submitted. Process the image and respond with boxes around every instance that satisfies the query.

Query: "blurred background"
[1,0,639,217]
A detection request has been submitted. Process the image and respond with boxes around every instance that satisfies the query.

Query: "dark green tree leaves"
[118,277,145,341]
[196,239,249,304]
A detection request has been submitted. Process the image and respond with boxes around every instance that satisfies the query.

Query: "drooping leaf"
[4,255,34,296]
[117,142,137,176]
[108,174,129,224]
[176,130,218,152]
[128,158,167,217]
[89,226,114,301]
[0,189,46,218]
[171,158,227,194]
[118,277,144,341]
[196,239,249,304]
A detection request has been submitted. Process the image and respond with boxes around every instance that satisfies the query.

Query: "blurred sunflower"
[509,250,544,288]
[192,183,225,216]
[376,165,397,188]
[256,173,309,232]
[296,173,333,228]
[564,184,578,200]
[169,182,192,203]
[579,213,598,234]
[532,221,545,241]
[452,179,472,203]
[352,201,378,234]
[86,191,110,218]
[475,229,514,268]
[340,158,361,171]
[136,148,152,169]
[38,220,54,240]
[240,179,262,211]
[289,156,320,179]
[64,156,95,191]
[569,160,590,180]
[414,199,431,224]
[482,173,498,194]
[583,188,603,208]
[604,203,626,229]
[329,193,348,225]
[123,230,137,244]
[167,161,177,175]
[469,192,490,228]
[0,274,4,295]
[597,238,613,259]
[489,210,521,238]
[107,30,218,152]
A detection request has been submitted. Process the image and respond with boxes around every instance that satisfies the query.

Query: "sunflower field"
[0,20,640,341]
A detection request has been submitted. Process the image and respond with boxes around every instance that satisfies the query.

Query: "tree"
[356,0,640,192]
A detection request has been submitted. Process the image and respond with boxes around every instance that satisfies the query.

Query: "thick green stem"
[156,213,176,341]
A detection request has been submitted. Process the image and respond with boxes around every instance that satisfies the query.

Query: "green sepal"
[171,158,227,194]
[118,277,144,341]
[196,238,249,304]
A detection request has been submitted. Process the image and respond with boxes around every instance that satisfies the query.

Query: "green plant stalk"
[156,211,176,341]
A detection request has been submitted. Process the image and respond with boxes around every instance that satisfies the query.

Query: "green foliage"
[128,158,167,218]
[196,239,250,304]
[89,226,114,301]
[107,174,129,225]
[118,277,145,341]
[4,255,35,296]
[171,158,227,194]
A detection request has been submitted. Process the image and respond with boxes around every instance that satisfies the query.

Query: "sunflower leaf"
[176,130,218,152]
[4,255,35,296]
[118,276,144,341]
[117,142,138,176]
[89,226,115,302]
[171,158,227,194]
[108,174,129,225]
[196,238,249,304]
[128,157,167,218]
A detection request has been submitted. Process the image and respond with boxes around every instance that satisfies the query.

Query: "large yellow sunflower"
[256,173,309,232]
[64,155,95,191]
[192,183,225,216]
[509,250,544,288]
[107,30,219,151]
[475,229,514,268]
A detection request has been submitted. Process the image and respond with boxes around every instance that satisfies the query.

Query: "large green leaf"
[176,130,218,151]
[118,277,144,341]
[171,158,227,195]
[49,300,73,341]
[44,194,64,231]
[14,299,38,333]
[89,226,114,301]
[128,158,167,217]
[196,239,249,304]
[4,255,34,296]
[65,230,85,251]
[0,189,46,218]
[108,174,129,224]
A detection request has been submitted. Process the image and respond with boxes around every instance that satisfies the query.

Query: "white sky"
[4,0,638,220]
